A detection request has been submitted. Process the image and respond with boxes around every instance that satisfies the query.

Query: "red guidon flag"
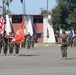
[10,19,25,44]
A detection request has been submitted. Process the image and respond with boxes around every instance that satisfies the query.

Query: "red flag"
[0,6,6,36]
[0,18,5,36]
[10,19,25,44]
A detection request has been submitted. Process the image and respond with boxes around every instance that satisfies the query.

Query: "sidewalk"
[35,42,59,46]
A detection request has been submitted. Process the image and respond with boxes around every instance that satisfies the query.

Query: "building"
[0,12,56,43]
[11,14,56,43]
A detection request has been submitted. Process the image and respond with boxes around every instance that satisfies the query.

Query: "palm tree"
[4,0,13,14]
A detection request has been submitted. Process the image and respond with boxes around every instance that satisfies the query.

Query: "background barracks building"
[11,14,44,43]
[0,6,56,43]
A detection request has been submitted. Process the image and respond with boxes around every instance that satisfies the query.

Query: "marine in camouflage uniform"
[21,35,26,48]
[3,31,8,56]
[8,33,14,55]
[0,33,3,54]
[72,35,76,47]
[67,33,73,47]
[30,34,35,48]
[60,30,68,59]
[26,33,31,49]
[15,43,20,56]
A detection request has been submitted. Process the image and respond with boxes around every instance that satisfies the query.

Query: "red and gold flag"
[10,19,25,44]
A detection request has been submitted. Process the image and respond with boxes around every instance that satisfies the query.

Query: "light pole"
[46,0,48,13]
[2,0,4,7]
[21,0,26,14]
[23,0,26,15]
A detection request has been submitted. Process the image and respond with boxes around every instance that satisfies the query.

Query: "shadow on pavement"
[67,58,76,60]
[19,54,39,57]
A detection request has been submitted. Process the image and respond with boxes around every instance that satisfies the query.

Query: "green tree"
[51,6,62,30]
[66,8,76,30]
[51,0,76,30]
[41,9,48,15]
[51,0,70,30]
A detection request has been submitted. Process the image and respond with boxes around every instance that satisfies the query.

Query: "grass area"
[35,42,60,45]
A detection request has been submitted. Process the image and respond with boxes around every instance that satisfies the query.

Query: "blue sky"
[0,0,57,14]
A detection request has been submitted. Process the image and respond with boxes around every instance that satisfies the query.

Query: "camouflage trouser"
[31,41,34,47]
[68,40,73,47]
[61,46,67,57]
[21,41,26,48]
[74,41,76,47]
[26,41,31,49]
[9,44,14,54]
[15,44,20,54]
[3,44,8,55]
[0,43,2,53]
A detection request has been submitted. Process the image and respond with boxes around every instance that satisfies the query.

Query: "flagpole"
[23,0,26,15]
[2,0,4,8]
[2,0,4,14]
[21,0,27,35]
[23,0,27,35]
[46,0,48,12]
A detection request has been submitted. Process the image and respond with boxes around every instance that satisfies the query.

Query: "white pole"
[46,0,48,12]
[23,0,26,15]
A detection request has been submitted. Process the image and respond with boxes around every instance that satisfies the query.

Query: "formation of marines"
[0,30,76,58]
[0,31,35,56]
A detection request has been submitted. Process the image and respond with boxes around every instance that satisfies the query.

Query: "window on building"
[37,33,43,38]
[12,18,22,23]
[12,15,22,23]
[39,18,43,23]
[33,18,38,23]
[33,17,43,23]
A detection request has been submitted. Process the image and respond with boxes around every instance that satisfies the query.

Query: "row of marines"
[0,31,35,56]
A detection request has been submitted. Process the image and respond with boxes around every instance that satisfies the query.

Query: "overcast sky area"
[0,0,57,14]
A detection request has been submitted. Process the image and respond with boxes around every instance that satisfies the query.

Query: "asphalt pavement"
[0,44,76,75]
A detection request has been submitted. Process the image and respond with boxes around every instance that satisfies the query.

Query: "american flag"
[0,18,5,36]
[0,6,6,36]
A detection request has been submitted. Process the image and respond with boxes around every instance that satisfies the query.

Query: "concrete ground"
[0,44,76,75]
